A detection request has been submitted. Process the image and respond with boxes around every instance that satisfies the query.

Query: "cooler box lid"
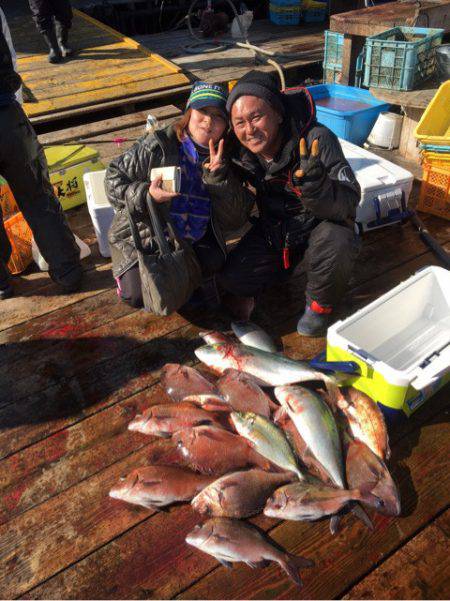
[44,145,100,171]
[339,138,413,194]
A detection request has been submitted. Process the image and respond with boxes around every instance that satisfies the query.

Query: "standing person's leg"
[0,103,82,292]
[216,222,285,320]
[0,204,13,299]
[28,0,62,63]
[297,220,360,336]
[51,0,73,57]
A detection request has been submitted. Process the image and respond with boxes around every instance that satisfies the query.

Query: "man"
[218,71,361,337]
[28,0,73,64]
[0,20,82,300]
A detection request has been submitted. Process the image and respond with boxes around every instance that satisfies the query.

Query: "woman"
[105,81,252,310]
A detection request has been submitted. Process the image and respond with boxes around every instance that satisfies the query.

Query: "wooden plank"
[0,262,114,332]
[38,105,181,146]
[25,72,188,118]
[369,87,439,111]
[344,511,450,599]
[25,63,171,98]
[0,304,189,407]
[29,83,193,126]
[0,289,134,368]
[20,388,450,599]
[330,1,450,36]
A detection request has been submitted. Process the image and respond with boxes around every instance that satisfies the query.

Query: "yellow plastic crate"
[44,145,105,211]
[414,80,450,146]
[420,150,450,169]
[418,161,450,220]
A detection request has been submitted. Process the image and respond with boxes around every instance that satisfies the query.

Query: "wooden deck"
[9,9,190,125]
[135,20,325,87]
[0,110,449,599]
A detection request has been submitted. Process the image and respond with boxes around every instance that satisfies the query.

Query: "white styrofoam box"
[339,138,414,232]
[83,170,114,258]
[327,266,450,414]
[32,235,91,271]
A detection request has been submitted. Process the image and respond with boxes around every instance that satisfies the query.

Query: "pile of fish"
[109,322,400,588]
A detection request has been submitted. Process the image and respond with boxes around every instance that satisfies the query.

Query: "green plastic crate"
[363,26,444,91]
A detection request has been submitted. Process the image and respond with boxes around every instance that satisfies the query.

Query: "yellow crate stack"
[415,81,450,221]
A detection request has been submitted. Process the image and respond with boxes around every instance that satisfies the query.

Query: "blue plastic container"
[307,84,390,146]
[420,142,450,153]
[363,26,444,91]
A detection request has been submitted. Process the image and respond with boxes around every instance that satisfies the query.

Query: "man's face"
[231,96,283,159]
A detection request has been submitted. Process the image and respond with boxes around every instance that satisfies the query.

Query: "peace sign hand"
[205,139,225,173]
[293,138,326,192]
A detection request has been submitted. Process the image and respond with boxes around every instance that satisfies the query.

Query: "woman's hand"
[149,175,180,204]
[205,138,225,172]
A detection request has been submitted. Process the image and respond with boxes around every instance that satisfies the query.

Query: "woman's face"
[188,107,227,147]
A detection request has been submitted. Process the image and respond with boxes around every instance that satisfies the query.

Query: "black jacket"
[231,88,361,243]
[0,29,21,97]
[105,125,253,278]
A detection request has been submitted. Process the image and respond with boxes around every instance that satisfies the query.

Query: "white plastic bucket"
[367,112,403,150]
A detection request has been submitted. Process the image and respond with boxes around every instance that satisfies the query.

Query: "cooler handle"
[309,358,360,374]
[412,344,450,391]
[347,345,377,366]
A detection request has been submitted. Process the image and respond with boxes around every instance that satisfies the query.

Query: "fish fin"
[351,503,374,530]
[322,375,345,408]
[217,558,233,569]
[281,553,315,589]
[352,482,386,512]
[329,515,341,535]
[246,559,270,569]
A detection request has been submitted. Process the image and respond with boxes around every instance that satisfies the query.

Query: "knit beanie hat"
[226,70,285,116]
[186,81,228,115]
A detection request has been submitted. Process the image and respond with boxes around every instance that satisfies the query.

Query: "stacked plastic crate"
[301,0,328,23]
[269,0,301,25]
[415,81,450,221]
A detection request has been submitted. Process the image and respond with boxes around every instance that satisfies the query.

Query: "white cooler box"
[83,170,114,258]
[339,138,414,233]
[327,266,450,417]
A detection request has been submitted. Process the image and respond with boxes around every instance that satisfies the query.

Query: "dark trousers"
[28,0,73,33]
[217,219,360,309]
[118,224,225,309]
[0,102,79,278]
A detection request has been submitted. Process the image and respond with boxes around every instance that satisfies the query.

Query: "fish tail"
[281,553,315,588]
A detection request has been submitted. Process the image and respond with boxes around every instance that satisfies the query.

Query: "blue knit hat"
[186,81,228,115]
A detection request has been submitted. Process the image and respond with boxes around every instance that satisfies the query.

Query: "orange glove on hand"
[292,138,327,194]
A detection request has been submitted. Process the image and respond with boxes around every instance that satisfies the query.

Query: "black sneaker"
[0,282,13,300]
[50,264,83,293]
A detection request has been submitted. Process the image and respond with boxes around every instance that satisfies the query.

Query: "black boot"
[0,261,13,300]
[56,24,73,58]
[42,29,62,64]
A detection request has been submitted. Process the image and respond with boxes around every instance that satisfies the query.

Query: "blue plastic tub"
[307,84,390,146]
